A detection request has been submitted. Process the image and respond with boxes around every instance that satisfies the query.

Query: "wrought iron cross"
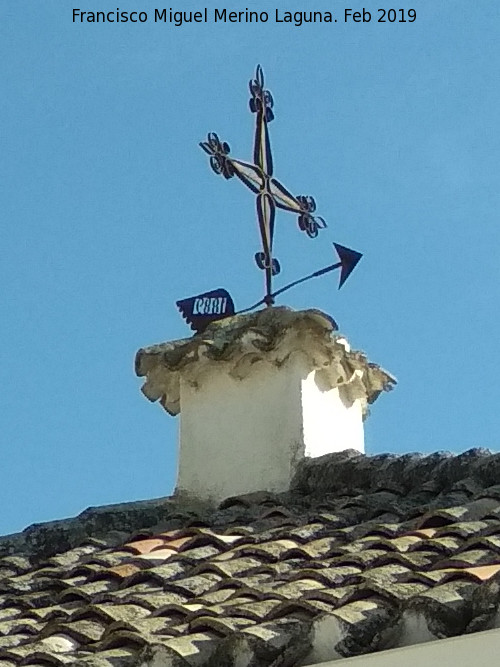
[177,65,363,333]
[200,65,327,306]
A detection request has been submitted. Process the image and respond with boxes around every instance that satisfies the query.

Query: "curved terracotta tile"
[162,536,196,552]
[122,538,167,555]
[406,528,437,539]
[94,628,147,651]
[136,548,177,561]
[156,529,183,539]
[445,563,500,582]
[107,563,142,579]
[189,614,253,635]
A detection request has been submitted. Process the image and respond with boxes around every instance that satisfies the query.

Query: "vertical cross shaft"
[200,65,327,306]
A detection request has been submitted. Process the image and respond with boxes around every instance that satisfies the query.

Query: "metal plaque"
[176,289,235,333]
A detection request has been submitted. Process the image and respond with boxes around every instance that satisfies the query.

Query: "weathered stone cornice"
[135,307,396,416]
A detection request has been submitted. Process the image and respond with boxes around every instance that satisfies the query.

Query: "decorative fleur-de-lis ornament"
[177,66,362,334]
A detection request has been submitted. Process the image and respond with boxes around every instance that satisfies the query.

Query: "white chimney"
[135,307,395,504]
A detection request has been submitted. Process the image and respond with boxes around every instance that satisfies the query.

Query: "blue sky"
[2,1,500,535]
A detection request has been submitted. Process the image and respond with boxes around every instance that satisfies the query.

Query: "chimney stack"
[135,308,395,504]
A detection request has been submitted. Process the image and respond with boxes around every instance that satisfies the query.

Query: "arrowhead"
[333,243,363,289]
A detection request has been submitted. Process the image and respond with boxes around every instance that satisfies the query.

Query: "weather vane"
[176,65,362,333]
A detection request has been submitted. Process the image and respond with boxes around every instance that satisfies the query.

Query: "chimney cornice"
[135,307,396,417]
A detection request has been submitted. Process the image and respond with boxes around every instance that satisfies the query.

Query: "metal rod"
[264,262,274,306]
[270,261,341,299]
[236,296,267,315]
[236,260,341,315]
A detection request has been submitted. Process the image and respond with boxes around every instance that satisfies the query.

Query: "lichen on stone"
[135,307,396,417]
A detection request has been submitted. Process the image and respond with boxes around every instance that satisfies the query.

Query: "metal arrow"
[200,65,327,307]
[274,242,363,295]
[176,66,364,334]
[237,243,363,314]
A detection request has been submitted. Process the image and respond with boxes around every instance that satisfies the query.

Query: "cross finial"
[200,65,327,306]
[176,66,362,333]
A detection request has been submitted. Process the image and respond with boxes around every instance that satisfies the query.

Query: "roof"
[2,448,500,666]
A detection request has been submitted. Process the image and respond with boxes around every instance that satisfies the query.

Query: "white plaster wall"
[177,358,305,502]
[301,369,364,457]
[304,627,500,667]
